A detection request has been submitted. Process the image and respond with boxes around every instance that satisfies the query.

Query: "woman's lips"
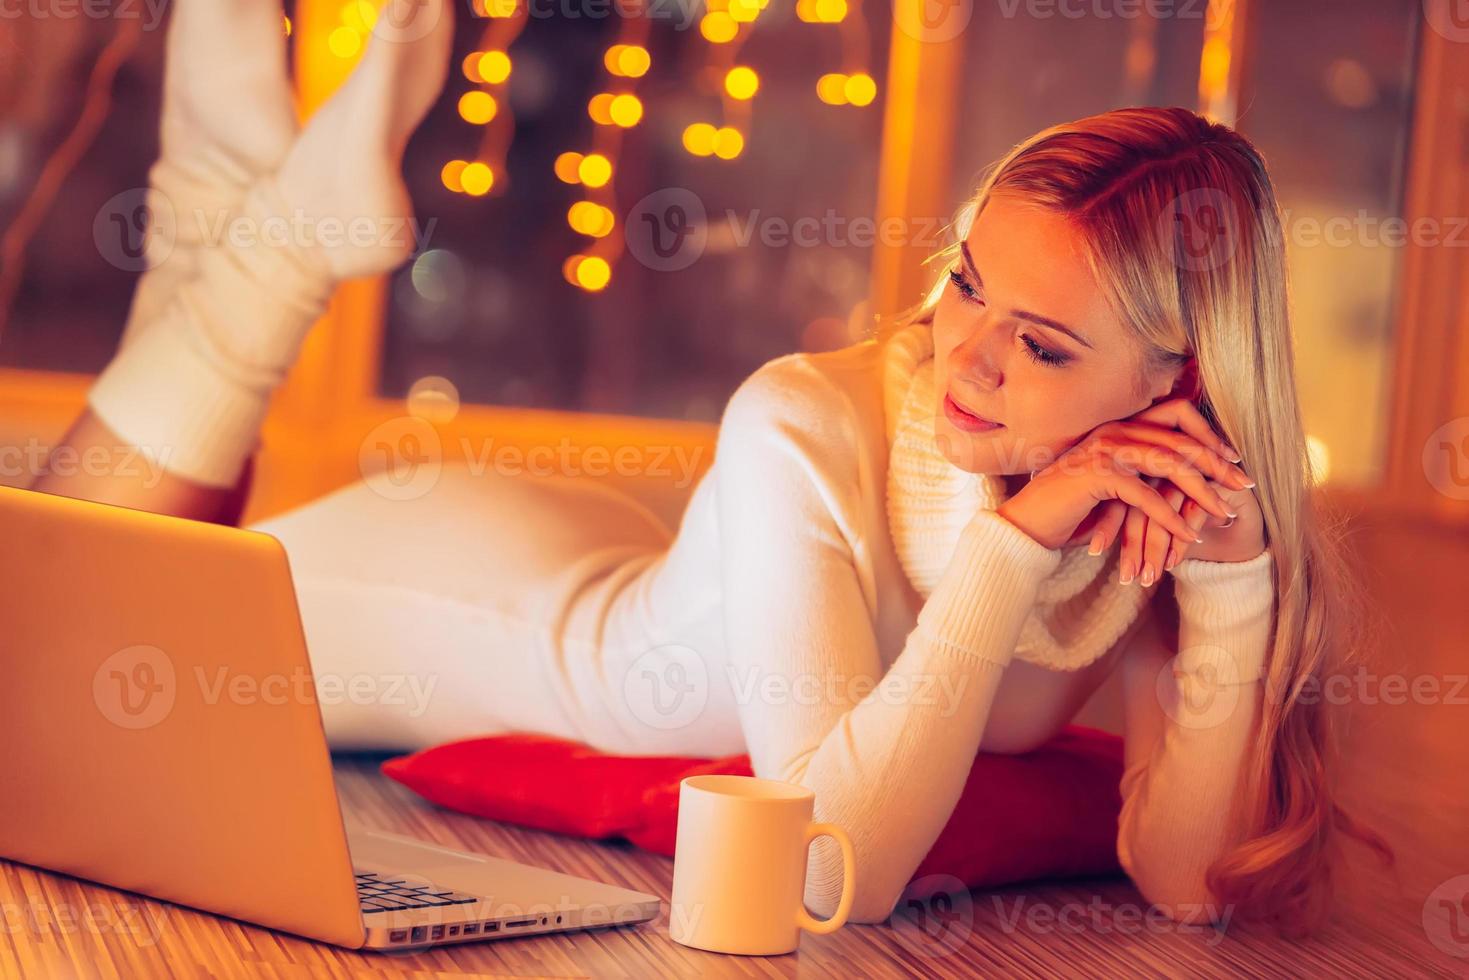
[943,390,1003,433]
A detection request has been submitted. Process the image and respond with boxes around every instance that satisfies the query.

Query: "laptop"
[0,484,661,950]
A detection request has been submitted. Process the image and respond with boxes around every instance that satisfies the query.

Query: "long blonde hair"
[879,106,1394,937]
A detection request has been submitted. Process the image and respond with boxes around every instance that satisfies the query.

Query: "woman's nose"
[949,321,1004,390]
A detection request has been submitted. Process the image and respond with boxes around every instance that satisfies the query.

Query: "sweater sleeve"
[1115,546,1277,925]
[712,358,1063,923]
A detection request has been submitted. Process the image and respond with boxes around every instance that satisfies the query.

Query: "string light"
[433,0,875,293]
[724,66,759,100]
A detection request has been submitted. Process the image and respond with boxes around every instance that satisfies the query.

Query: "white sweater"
[704,331,1276,924]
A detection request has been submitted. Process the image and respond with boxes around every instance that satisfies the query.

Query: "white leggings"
[247,465,745,756]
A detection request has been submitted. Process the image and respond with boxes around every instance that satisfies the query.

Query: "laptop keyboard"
[355,871,481,914]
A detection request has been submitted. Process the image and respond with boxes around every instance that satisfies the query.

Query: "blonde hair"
[879,106,1394,937]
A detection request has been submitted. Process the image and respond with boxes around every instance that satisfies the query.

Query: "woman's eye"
[947,268,981,304]
[1022,334,1068,368]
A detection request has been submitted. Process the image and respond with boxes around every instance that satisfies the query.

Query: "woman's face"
[930,191,1183,475]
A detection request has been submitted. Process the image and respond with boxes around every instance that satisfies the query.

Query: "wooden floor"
[2,518,1466,979]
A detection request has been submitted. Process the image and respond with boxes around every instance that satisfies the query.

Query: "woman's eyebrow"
[959,241,1096,351]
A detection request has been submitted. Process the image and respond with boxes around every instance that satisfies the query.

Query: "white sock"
[90,0,454,488]
[120,0,297,347]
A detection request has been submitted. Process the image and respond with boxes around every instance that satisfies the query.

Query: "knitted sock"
[89,0,454,488]
[120,0,297,347]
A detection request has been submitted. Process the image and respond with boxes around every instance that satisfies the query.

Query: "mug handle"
[795,821,856,935]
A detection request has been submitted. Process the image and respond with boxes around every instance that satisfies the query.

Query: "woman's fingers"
[1104,470,1201,546]
[1131,397,1242,465]
[1144,483,1185,582]
[1088,499,1127,554]
[1104,441,1237,522]
[1120,491,1149,583]
[1107,419,1253,491]
[1167,495,1210,570]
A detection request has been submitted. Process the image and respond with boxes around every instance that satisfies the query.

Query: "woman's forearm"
[28,409,250,524]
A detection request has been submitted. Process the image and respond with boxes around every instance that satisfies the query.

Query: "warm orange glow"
[817,72,848,105]
[605,44,651,78]
[440,159,468,193]
[458,90,498,125]
[478,50,512,84]
[845,73,877,106]
[725,66,759,100]
[700,12,738,42]
[578,153,613,187]
[609,93,644,127]
[460,162,494,196]
[682,122,716,156]
[327,26,361,58]
[588,92,615,125]
[554,151,585,183]
[713,126,744,159]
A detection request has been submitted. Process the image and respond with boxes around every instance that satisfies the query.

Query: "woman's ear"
[1152,355,1202,405]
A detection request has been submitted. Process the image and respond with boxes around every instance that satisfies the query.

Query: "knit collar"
[881,317,1157,672]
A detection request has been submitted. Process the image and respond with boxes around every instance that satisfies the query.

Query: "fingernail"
[1165,551,1179,571]
[1195,534,1205,543]
[1242,479,1257,489]
[1221,516,1236,529]
[1223,444,1242,462]
[1140,564,1154,587]
[1119,560,1134,585]
[1087,533,1103,556]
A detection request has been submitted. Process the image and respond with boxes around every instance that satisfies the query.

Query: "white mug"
[668,774,856,955]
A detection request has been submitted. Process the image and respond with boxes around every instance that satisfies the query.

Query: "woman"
[34,0,1391,937]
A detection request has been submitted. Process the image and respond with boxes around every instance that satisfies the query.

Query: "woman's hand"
[995,398,1255,556]
[1121,472,1267,580]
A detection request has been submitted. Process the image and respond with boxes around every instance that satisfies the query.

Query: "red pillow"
[381,724,1124,891]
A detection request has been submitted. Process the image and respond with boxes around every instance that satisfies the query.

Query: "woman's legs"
[248,464,695,752]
